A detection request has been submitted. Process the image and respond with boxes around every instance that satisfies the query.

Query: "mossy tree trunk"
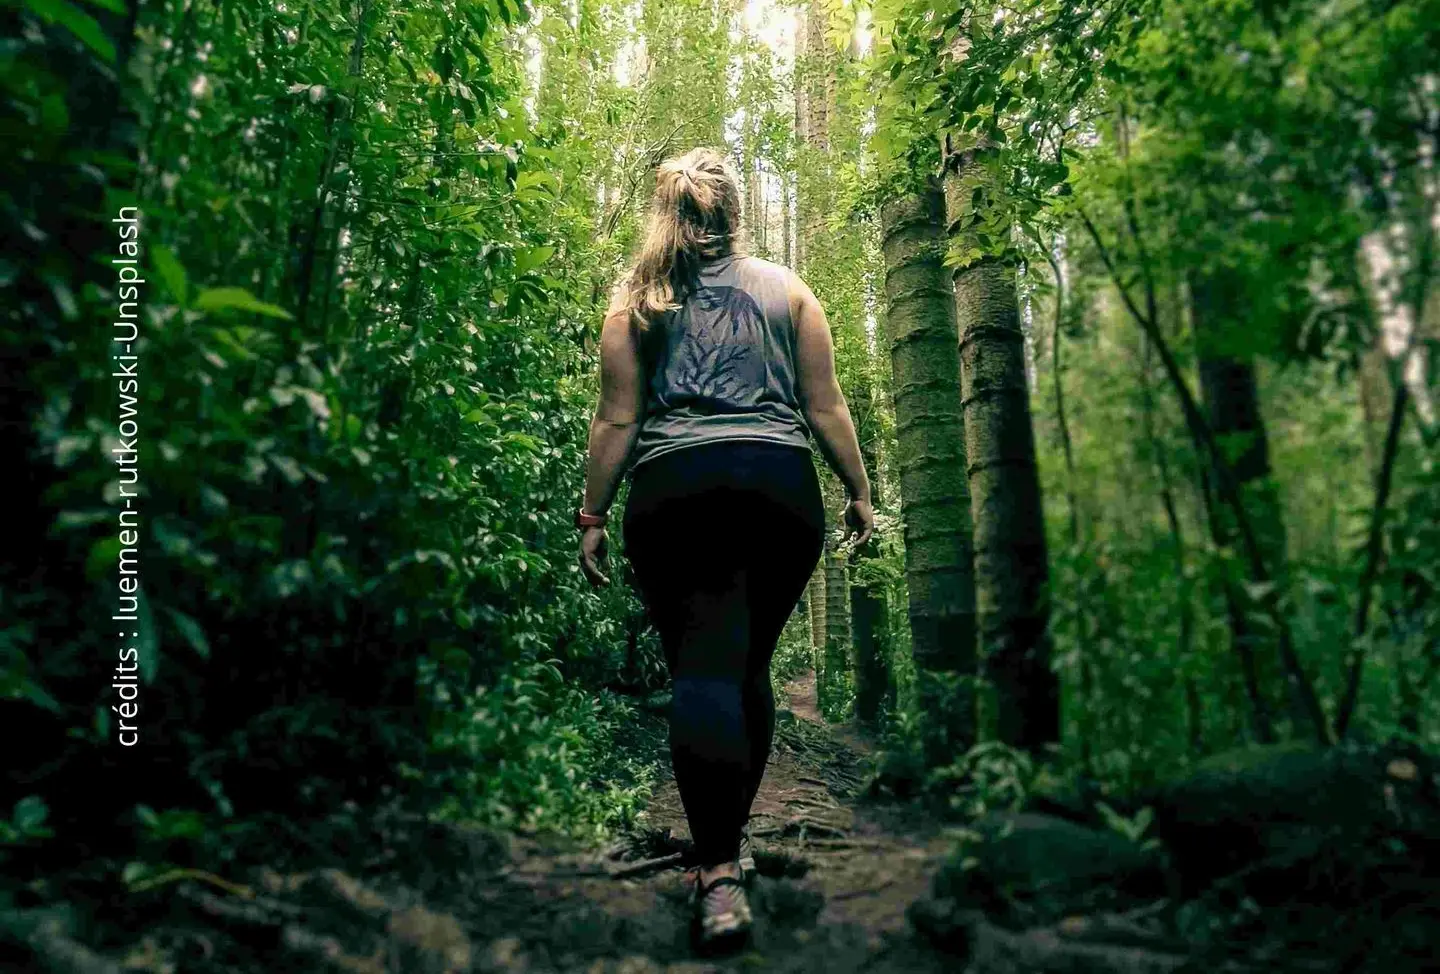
[942,141,1059,753]
[880,181,978,760]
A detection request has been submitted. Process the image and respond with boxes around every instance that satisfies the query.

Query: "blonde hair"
[620,147,744,328]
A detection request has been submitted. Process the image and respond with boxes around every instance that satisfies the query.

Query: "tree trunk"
[754,142,766,255]
[1358,345,1391,478]
[796,0,846,709]
[942,140,1059,752]
[783,176,793,268]
[1043,243,1092,769]
[879,182,978,759]
[1140,332,1202,756]
[849,370,890,726]
[822,469,850,712]
[808,570,827,676]
[1190,267,1300,740]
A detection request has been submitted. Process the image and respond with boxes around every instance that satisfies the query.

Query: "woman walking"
[575,147,873,948]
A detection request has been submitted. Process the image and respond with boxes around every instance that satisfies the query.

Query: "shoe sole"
[697,902,752,947]
[698,901,752,941]
[693,869,753,946]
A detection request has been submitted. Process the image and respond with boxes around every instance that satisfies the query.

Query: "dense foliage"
[4,0,1436,941]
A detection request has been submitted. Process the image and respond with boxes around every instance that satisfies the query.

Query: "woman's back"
[631,253,811,469]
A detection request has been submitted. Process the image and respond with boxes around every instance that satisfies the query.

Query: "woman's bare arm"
[582,296,645,517]
[789,272,871,507]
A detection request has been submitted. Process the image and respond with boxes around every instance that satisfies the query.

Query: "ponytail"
[621,147,744,330]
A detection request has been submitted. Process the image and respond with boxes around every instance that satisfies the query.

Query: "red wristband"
[575,508,607,529]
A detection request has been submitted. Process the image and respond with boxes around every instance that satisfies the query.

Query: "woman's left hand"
[579,526,610,587]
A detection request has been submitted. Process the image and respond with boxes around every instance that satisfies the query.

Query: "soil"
[94,669,964,974]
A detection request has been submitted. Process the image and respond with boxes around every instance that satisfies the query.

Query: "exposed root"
[607,852,685,879]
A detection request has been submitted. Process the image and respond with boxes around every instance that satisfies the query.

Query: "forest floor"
[34,672,1439,973]
[96,670,965,974]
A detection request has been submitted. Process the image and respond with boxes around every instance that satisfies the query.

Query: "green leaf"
[503,431,540,452]
[193,287,294,319]
[514,170,559,199]
[150,244,187,306]
[513,245,554,274]
[13,796,49,832]
[24,0,116,63]
[1242,580,1276,602]
[163,607,210,659]
[122,861,155,885]
[24,679,62,714]
[38,92,68,133]
[464,5,490,39]
[86,536,121,580]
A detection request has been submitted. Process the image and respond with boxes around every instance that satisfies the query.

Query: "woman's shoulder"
[735,253,800,290]
[737,252,787,273]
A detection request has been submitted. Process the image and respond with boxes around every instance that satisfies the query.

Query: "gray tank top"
[629,253,813,469]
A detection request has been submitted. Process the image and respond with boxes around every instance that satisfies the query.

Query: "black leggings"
[623,441,825,865]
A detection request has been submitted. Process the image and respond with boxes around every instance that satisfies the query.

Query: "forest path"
[473,669,957,972]
[113,671,961,974]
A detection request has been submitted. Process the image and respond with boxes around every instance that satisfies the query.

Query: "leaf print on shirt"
[664,284,766,409]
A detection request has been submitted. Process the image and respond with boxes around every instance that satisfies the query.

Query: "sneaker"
[738,827,756,883]
[692,868,752,945]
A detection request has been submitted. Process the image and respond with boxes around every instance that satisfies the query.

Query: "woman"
[575,146,873,947]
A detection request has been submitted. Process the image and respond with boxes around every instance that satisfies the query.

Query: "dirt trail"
[471,669,957,972]
[108,671,961,974]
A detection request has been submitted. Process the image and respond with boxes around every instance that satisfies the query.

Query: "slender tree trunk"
[1191,268,1300,739]
[759,163,769,256]
[791,9,807,274]
[808,571,827,675]
[880,182,978,759]
[1335,376,1409,737]
[783,177,793,269]
[1140,333,1202,755]
[754,142,766,255]
[942,139,1059,752]
[1358,346,1391,477]
[805,1,830,155]
[1336,214,1434,738]
[822,469,850,711]
[318,0,372,348]
[797,0,846,708]
[1043,244,1092,769]
[849,559,889,725]
[1043,249,1080,542]
[849,371,890,726]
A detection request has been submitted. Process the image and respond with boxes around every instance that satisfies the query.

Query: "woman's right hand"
[843,497,875,547]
